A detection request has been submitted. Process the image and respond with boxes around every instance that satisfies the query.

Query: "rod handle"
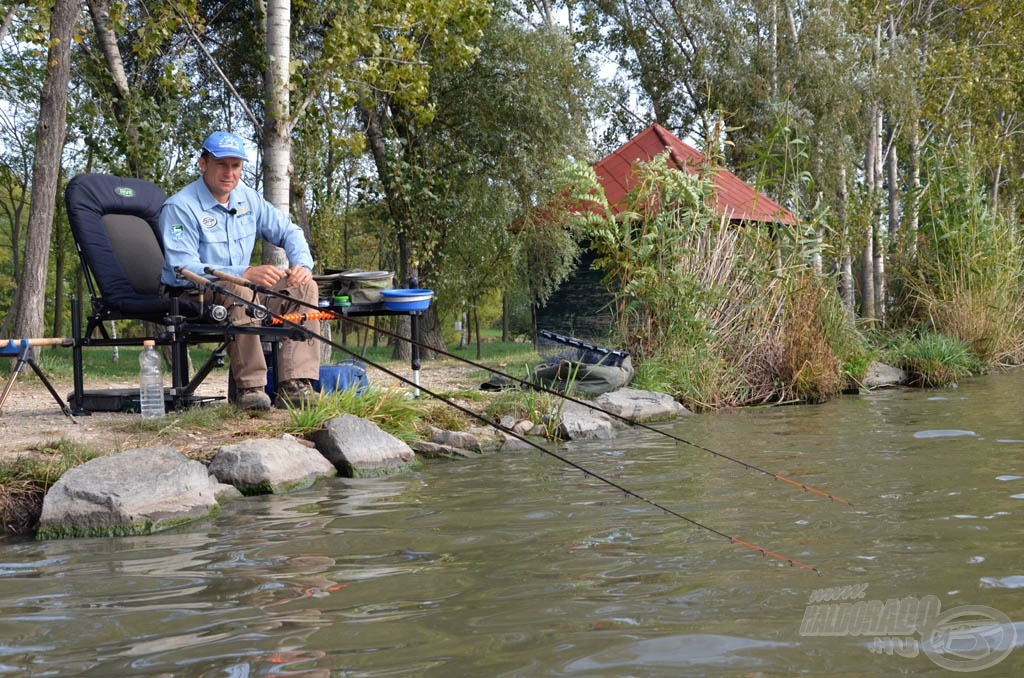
[0,337,72,348]
[173,266,211,287]
[203,267,250,288]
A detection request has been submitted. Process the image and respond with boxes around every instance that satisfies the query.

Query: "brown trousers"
[211,278,321,389]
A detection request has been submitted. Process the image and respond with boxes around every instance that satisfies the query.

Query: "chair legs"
[71,298,88,415]
[69,296,225,414]
[69,295,288,413]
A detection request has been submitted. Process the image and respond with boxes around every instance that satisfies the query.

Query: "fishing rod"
[199,267,850,507]
[341,315,852,506]
[176,267,822,573]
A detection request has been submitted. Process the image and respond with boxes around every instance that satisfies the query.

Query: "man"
[159,130,320,411]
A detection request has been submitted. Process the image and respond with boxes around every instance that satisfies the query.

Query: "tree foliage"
[2,0,1024,365]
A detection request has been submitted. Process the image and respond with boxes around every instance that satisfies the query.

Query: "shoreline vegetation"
[551,156,1019,409]
[4,156,1021,538]
[0,325,1002,538]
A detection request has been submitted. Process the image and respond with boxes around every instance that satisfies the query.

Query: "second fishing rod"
[174,266,823,573]
[198,266,851,508]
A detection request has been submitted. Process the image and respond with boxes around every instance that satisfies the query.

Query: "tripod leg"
[0,353,27,414]
[25,355,78,424]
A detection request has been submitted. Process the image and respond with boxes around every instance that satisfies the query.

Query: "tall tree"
[1,5,49,332]
[260,0,292,267]
[357,5,593,355]
[15,0,77,340]
[85,0,138,174]
[354,0,491,350]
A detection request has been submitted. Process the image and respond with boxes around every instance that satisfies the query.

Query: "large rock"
[411,440,478,459]
[558,400,616,440]
[310,414,418,477]
[593,388,690,422]
[208,435,337,495]
[428,427,482,452]
[862,360,908,389]
[38,446,222,539]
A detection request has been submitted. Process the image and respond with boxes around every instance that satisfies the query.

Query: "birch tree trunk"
[886,123,900,250]
[811,154,824,275]
[837,166,855,318]
[86,0,127,96]
[14,0,76,340]
[873,109,886,324]
[906,120,921,258]
[860,103,879,322]
[87,0,141,176]
[859,24,886,324]
[768,0,779,99]
[261,0,291,268]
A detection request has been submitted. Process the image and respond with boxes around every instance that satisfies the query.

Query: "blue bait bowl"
[381,288,434,311]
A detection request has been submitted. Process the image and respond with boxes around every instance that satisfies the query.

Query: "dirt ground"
[0,359,485,461]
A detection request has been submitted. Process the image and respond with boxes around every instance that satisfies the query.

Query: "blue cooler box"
[315,359,369,394]
[267,359,369,398]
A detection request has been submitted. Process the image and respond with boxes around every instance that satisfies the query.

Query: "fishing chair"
[65,173,296,414]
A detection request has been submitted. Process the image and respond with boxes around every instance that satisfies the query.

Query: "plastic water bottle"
[139,340,165,419]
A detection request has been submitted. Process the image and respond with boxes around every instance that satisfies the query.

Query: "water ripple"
[980,575,1024,589]
[913,429,977,439]
[561,633,791,672]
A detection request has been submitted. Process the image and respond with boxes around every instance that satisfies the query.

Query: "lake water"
[2,370,1024,675]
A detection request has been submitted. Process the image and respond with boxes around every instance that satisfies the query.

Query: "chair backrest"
[66,173,171,317]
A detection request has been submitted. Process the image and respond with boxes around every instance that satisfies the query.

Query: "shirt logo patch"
[170,224,184,240]
[201,216,218,228]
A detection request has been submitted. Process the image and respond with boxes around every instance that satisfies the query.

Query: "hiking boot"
[276,379,317,408]
[237,387,272,411]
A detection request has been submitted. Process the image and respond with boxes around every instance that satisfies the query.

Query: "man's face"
[199,155,243,202]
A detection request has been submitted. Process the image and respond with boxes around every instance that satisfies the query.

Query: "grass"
[883,331,985,388]
[483,384,569,441]
[30,333,540,382]
[282,385,424,442]
[0,441,104,535]
[34,344,222,382]
[117,402,274,451]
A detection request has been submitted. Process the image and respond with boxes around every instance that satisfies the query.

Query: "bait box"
[381,289,434,311]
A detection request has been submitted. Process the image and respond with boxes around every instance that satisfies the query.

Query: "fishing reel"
[246,304,271,323]
[205,304,229,322]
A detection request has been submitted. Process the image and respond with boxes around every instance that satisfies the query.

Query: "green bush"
[898,148,1024,365]
[557,156,857,409]
[884,332,984,388]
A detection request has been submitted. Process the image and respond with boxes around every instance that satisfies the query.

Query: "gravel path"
[0,359,486,460]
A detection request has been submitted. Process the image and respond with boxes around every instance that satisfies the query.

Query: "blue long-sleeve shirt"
[159,177,314,287]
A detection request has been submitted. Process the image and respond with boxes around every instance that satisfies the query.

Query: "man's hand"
[242,264,312,288]
[285,265,312,288]
[242,264,288,287]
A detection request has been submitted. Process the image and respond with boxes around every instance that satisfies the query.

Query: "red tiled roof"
[594,124,797,225]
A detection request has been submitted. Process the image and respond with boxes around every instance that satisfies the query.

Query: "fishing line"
[225,270,849,507]
[335,315,852,506]
[175,267,822,573]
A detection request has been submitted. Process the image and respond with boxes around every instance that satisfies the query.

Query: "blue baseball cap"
[201,131,248,160]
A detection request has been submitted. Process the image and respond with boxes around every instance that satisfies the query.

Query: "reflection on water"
[1,371,1024,675]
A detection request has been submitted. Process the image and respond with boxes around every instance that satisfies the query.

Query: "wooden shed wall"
[534,248,616,342]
